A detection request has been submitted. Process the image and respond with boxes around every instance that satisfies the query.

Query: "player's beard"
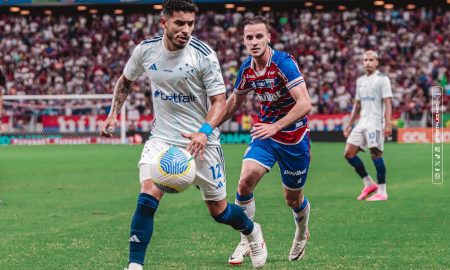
[166,31,189,49]
[365,66,375,74]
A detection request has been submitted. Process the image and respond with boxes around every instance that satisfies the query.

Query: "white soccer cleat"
[125,262,143,270]
[229,233,250,265]
[289,229,310,261]
[247,223,268,269]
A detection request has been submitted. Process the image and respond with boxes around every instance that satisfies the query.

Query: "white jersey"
[355,70,393,128]
[123,36,226,148]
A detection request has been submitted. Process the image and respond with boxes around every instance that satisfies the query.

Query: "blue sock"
[346,156,369,178]
[129,193,159,265]
[236,192,254,203]
[292,197,309,213]
[213,203,254,235]
[372,157,386,184]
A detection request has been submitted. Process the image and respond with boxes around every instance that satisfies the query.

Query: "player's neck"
[366,70,377,76]
[163,36,182,52]
[253,47,271,72]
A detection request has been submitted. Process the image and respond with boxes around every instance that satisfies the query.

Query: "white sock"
[293,202,310,241]
[128,263,143,270]
[245,223,260,242]
[377,184,387,195]
[236,196,255,242]
[235,197,255,221]
[362,175,375,188]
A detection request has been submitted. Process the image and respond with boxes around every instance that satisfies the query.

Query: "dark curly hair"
[162,0,199,17]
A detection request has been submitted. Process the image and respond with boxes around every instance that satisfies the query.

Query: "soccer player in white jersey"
[100,1,265,269]
[344,50,393,201]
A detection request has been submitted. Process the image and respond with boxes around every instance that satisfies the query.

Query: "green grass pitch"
[1,142,449,269]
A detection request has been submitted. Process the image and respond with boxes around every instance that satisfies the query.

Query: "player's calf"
[212,203,254,234]
[127,193,159,270]
[289,197,310,261]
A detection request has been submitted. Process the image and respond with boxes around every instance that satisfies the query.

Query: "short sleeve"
[123,44,145,81]
[355,80,361,101]
[278,55,305,90]
[233,63,252,95]
[202,52,226,96]
[381,76,393,99]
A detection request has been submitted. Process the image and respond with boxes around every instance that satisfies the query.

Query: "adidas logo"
[149,63,157,70]
[216,181,224,189]
[129,235,141,243]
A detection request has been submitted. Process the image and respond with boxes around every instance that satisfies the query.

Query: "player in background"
[343,50,393,201]
[220,16,312,266]
[100,1,265,269]
[0,66,4,120]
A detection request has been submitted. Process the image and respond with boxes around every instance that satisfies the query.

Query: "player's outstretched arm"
[219,92,248,127]
[251,83,311,140]
[205,93,227,129]
[182,93,226,159]
[383,97,392,137]
[100,74,134,137]
[344,100,361,138]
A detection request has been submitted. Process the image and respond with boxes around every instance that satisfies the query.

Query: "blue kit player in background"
[100,1,265,269]
[343,50,393,201]
[220,16,312,266]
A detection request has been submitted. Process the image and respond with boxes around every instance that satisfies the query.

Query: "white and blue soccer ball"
[149,146,196,193]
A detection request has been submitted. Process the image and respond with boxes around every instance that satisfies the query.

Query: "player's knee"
[212,203,231,224]
[286,197,301,208]
[237,178,255,195]
[286,199,301,209]
[344,149,355,159]
[370,150,382,160]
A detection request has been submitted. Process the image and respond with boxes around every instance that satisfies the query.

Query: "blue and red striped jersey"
[234,48,308,144]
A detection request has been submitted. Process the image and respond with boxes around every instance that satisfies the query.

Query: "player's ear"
[160,16,167,30]
[267,32,271,44]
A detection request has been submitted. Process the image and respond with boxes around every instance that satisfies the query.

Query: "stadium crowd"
[0,7,449,123]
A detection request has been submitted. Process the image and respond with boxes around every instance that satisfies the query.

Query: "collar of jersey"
[251,46,273,73]
[161,35,189,55]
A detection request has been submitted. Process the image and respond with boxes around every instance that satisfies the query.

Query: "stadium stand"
[0,7,449,126]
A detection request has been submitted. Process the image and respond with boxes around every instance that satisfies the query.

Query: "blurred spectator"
[0,7,449,125]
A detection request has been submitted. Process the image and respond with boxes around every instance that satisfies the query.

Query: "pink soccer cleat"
[366,193,388,201]
[357,184,378,201]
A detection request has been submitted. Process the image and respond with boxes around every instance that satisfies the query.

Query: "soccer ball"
[149,146,196,193]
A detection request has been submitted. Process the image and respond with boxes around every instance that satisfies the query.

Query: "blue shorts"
[243,134,311,190]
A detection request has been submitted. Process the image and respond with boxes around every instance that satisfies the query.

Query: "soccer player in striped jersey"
[220,16,312,266]
[344,50,393,201]
[100,1,263,269]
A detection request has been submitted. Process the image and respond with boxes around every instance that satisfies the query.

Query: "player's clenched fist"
[100,116,116,137]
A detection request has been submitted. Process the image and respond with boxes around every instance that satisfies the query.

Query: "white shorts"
[138,138,227,201]
[347,125,384,151]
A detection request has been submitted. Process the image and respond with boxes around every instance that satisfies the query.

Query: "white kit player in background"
[343,50,393,201]
[100,1,263,270]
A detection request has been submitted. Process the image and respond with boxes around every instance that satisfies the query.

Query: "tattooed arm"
[100,75,134,137]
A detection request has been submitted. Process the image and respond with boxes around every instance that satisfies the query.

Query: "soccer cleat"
[228,234,250,265]
[289,229,310,261]
[357,184,378,201]
[366,193,388,201]
[125,263,143,270]
[247,223,268,269]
